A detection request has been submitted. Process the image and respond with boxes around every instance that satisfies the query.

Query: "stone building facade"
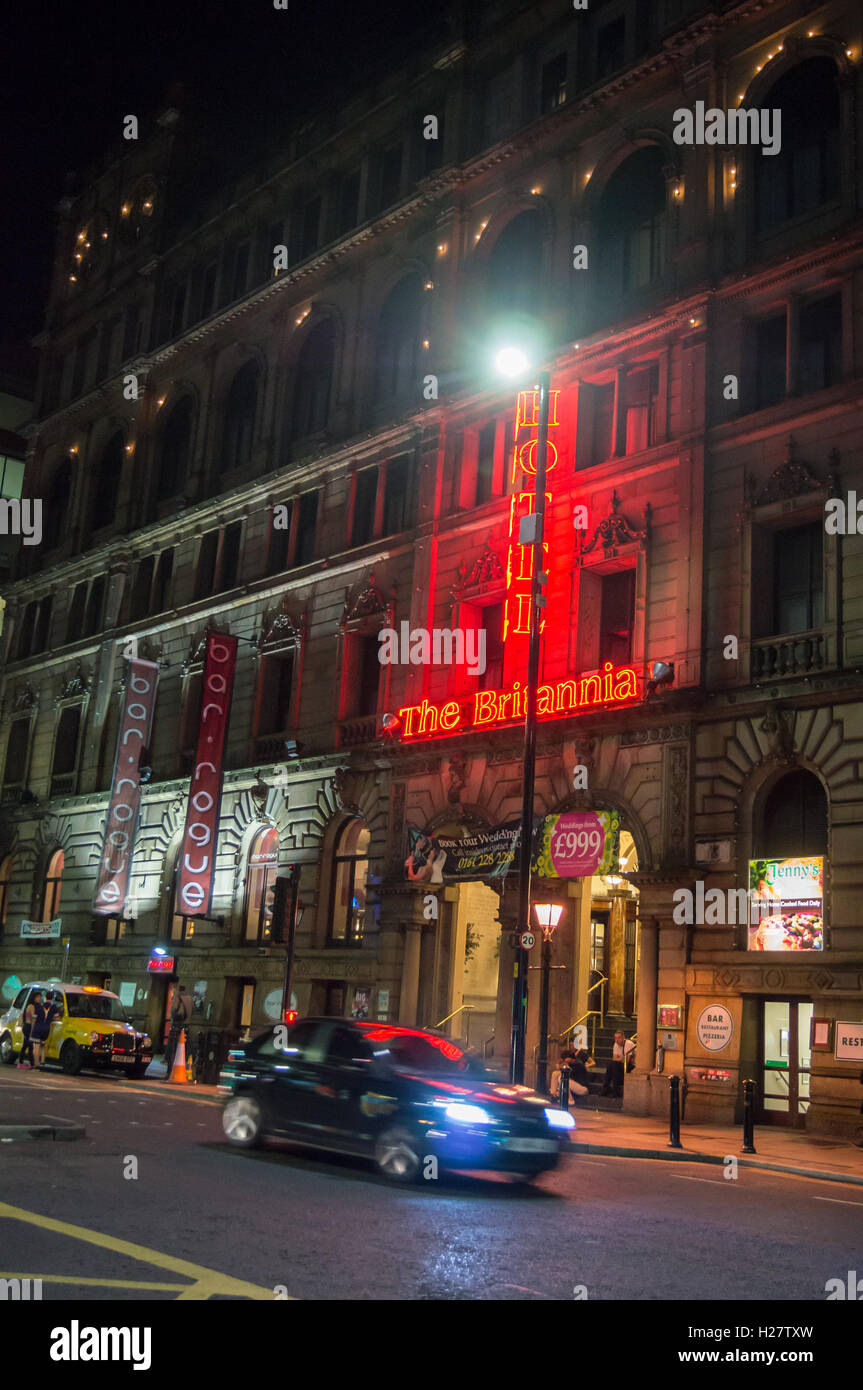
[1,0,862,1133]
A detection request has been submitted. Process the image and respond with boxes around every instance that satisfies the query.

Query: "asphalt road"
[1,1068,862,1302]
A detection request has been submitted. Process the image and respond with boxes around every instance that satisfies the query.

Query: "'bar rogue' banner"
[93,658,159,915]
[177,633,238,917]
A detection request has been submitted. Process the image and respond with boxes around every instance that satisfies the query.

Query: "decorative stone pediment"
[181,632,209,675]
[578,490,649,559]
[13,685,37,712]
[341,572,394,629]
[259,600,305,651]
[452,547,505,601]
[746,438,838,508]
[55,665,90,707]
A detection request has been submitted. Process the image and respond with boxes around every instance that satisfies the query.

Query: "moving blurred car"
[0,982,152,1078]
[219,1017,574,1182]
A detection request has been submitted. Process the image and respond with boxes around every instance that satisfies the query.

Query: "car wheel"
[222,1096,264,1147]
[374,1125,422,1183]
[60,1041,82,1076]
[0,1033,15,1066]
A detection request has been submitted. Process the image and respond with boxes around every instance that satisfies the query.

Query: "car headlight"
[544,1107,575,1131]
[444,1102,492,1125]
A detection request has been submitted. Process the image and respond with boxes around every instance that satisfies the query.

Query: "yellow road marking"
[0,1273,188,1291]
[0,1201,283,1300]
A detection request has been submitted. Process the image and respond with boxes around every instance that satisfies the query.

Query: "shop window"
[42,849,65,921]
[541,52,567,112]
[244,827,279,942]
[351,468,378,547]
[799,294,842,395]
[51,707,82,795]
[329,820,370,945]
[2,719,30,789]
[755,315,787,409]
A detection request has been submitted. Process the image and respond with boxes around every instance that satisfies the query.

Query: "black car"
[219,1017,575,1182]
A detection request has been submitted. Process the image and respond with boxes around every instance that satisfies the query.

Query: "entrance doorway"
[760,999,813,1126]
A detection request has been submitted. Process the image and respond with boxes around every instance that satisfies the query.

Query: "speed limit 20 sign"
[520,931,536,950]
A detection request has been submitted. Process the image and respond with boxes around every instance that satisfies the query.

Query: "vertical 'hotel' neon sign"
[503,388,561,645]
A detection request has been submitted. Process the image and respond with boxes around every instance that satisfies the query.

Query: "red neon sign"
[395,662,639,742]
[503,388,561,643]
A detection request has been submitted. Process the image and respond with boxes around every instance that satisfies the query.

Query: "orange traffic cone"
[169,1031,188,1084]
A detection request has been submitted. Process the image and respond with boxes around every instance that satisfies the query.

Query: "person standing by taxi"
[30,990,61,1069]
[17,993,36,1068]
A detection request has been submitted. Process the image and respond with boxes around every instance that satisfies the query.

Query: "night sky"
[1,0,437,350]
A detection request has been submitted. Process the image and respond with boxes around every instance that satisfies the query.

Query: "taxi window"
[325,1027,373,1068]
[255,1020,318,1059]
[12,988,28,1009]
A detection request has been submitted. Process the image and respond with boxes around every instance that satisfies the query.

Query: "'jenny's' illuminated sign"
[395,662,639,742]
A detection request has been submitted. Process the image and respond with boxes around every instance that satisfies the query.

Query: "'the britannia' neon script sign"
[395,662,639,741]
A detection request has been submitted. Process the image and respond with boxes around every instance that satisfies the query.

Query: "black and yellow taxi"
[0,982,153,1078]
[219,1017,575,1183]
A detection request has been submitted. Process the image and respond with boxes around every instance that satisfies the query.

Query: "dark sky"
[1,0,440,351]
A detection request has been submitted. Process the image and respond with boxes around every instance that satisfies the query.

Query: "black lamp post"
[533,900,564,1093]
[497,356,551,1085]
[273,865,303,1020]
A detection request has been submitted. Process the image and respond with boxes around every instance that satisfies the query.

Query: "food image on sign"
[532,810,620,879]
[747,857,823,951]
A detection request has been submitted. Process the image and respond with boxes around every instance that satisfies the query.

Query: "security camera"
[646,661,675,697]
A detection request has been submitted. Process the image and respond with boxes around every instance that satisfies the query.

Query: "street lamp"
[533,901,564,1094]
[494,344,552,1085]
[273,867,304,1020]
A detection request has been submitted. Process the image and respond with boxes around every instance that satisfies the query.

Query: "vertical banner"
[93,658,159,915]
[176,632,238,917]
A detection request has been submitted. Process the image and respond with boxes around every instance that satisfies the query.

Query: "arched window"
[157,397,193,501]
[221,362,259,474]
[486,210,545,321]
[597,147,668,295]
[42,849,64,922]
[330,820,370,945]
[756,59,840,237]
[759,771,827,860]
[43,459,73,552]
[374,276,423,403]
[292,321,335,440]
[90,432,124,531]
[244,827,279,942]
[0,856,13,929]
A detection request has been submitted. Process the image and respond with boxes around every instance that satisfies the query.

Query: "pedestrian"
[30,990,61,1069]
[163,983,193,1078]
[601,1030,635,1097]
[549,1049,572,1101]
[568,1048,595,1102]
[17,993,36,1069]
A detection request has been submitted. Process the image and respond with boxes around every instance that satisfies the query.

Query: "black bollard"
[559,1064,571,1111]
[668,1074,683,1148]
[741,1078,757,1153]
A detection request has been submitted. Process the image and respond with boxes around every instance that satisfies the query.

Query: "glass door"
[760,1000,813,1127]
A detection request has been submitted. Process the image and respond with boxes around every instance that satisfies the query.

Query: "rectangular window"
[541,52,567,112]
[773,522,823,634]
[295,492,318,566]
[337,169,361,235]
[219,521,242,592]
[799,294,842,395]
[352,468,378,547]
[32,596,53,653]
[195,531,219,600]
[3,717,30,787]
[480,602,504,689]
[153,548,174,613]
[599,569,635,665]
[257,653,295,737]
[200,264,217,319]
[122,305,139,361]
[170,282,187,338]
[383,456,414,535]
[342,633,381,720]
[591,382,615,466]
[15,601,37,660]
[597,17,625,79]
[755,315,787,409]
[300,198,321,259]
[268,501,292,574]
[476,423,496,505]
[379,145,403,209]
[128,559,153,624]
[52,705,82,792]
[624,364,659,453]
[83,577,105,637]
[485,67,516,144]
[231,242,250,301]
[66,583,88,641]
[267,220,284,278]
